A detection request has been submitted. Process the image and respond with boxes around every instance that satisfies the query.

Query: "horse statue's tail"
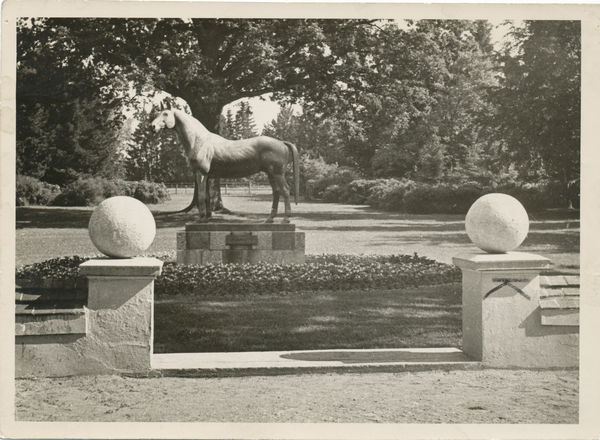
[153,182,197,216]
[284,141,300,205]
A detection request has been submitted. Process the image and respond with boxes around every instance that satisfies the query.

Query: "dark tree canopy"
[17,18,128,183]
[17,18,378,184]
[494,20,580,186]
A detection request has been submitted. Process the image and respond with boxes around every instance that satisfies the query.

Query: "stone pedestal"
[453,252,579,368]
[177,223,305,265]
[15,258,163,378]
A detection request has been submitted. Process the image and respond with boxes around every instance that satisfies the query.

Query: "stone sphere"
[465,193,529,253]
[88,196,156,258]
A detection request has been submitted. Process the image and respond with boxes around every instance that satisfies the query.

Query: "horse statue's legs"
[194,171,212,223]
[265,173,280,223]
[274,173,292,224]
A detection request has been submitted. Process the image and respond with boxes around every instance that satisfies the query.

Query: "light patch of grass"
[292,325,330,334]
[309,316,339,323]
[364,307,402,317]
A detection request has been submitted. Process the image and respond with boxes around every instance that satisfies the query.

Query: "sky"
[224,96,288,130]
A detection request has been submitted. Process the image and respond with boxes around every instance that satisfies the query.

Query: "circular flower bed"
[17,252,462,297]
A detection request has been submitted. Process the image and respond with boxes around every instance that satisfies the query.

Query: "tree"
[262,106,299,140]
[126,104,192,183]
[18,18,522,200]
[125,19,379,131]
[307,19,500,182]
[17,18,129,185]
[493,20,580,202]
[18,18,380,209]
[262,106,353,167]
[219,100,261,141]
[228,101,259,139]
[219,109,237,140]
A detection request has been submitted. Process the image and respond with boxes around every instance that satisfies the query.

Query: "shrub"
[111,179,135,197]
[16,253,462,297]
[16,175,61,206]
[16,255,91,280]
[299,156,338,184]
[344,179,382,205]
[132,181,170,204]
[499,181,571,213]
[51,177,170,206]
[400,183,485,214]
[367,179,416,211]
[51,177,108,206]
[300,156,362,201]
[321,184,344,203]
[305,172,571,214]
[305,168,361,201]
[402,184,442,214]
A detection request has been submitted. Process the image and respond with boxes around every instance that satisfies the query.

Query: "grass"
[153,284,462,353]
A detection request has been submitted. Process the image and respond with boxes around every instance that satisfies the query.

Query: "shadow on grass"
[16,205,259,230]
[153,284,463,353]
[370,229,579,254]
[17,198,579,232]
[17,207,94,229]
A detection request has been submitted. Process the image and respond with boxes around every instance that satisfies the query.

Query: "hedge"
[16,175,171,207]
[16,175,62,206]
[307,174,573,214]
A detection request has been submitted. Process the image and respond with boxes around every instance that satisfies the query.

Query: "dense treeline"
[17,18,580,210]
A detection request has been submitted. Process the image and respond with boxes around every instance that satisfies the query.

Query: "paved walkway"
[152,347,480,377]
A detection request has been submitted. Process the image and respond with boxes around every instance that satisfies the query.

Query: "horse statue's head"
[151,102,176,133]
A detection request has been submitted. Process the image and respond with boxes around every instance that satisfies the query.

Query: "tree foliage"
[17,18,130,184]
[126,105,192,183]
[16,18,580,208]
[493,20,580,189]
[220,101,259,140]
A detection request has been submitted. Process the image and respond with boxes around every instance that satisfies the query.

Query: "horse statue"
[151,103,299,223]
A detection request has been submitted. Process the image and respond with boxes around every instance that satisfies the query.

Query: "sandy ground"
[15,369,578,423]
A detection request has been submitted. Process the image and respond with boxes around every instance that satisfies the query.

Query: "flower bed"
[16,252,462,297]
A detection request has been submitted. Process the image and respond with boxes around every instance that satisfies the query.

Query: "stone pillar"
[78,257,163,375]
[16,258,163,378]
[453,252,578,368]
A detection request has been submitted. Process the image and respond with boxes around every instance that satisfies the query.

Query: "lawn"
[153,284,462,353]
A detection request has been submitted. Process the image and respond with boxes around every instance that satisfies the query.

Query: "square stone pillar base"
[177,223,305,265]
[15,258,163,378]
[453,252,578,368]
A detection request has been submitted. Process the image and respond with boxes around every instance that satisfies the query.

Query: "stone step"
[151,348,481,377]
[539,275,580,327]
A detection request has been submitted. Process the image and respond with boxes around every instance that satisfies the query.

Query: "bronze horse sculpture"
[151,104,299,223]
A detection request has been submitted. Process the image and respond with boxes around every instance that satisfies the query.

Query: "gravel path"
[16,369,578,423]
